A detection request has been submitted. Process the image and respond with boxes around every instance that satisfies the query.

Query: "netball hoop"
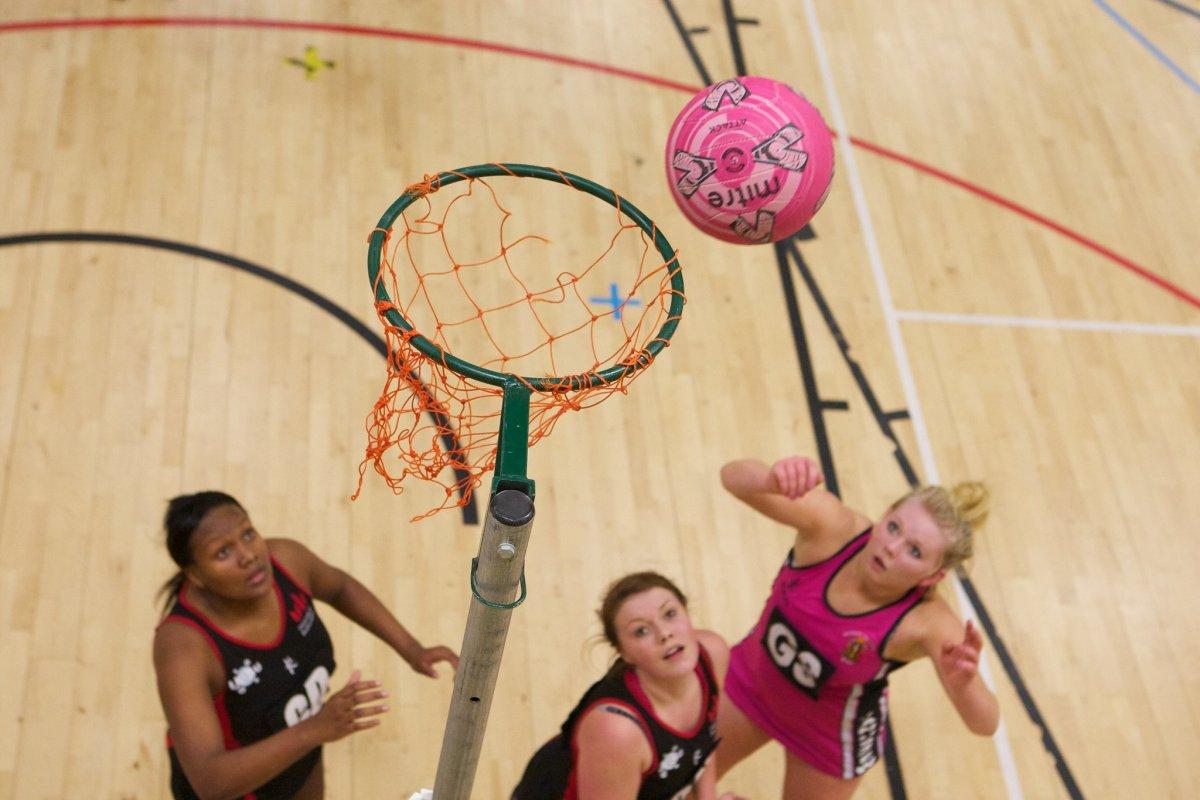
[356,164,685,799]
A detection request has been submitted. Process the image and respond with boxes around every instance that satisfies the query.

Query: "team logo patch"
[289,591,316,636]
[228,659,263,695]
[658,744,685,778]
[288,592,307,622]
[762,607,834,699]
[840,631,872,665]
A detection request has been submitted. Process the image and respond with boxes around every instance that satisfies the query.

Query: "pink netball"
[665,76,835,244]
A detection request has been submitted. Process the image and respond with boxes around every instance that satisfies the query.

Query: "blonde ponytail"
[949,481,990,530]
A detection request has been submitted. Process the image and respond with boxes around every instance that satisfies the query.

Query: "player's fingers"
[809,464,825,489]
[776,460,792,491]
[432,646,458,664]
[771,463,788,493]
[340,679,376,701]
[811,461,825,485]
[354,703,389,718]
[790,461,805,496]
[339,669,362,693]
[784,462,800,495]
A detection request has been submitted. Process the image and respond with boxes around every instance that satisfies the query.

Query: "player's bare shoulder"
[883,590,957,663]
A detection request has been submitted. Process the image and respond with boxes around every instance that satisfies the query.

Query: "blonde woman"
[716,456,999,800]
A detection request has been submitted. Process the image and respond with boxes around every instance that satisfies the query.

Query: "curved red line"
[3,15,1196,311]
[0,16,699,92]
[848,137,1200,310]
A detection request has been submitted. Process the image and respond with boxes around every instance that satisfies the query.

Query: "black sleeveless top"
[161,556,336,800]
[512,645,720,800]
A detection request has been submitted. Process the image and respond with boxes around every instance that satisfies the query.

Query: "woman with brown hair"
[512,572,743,800]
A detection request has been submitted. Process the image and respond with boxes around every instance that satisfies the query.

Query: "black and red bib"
[512,646,720,800]
[162,556,336,800]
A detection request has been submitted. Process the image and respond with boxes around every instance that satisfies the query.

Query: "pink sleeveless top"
[725,529,925,779]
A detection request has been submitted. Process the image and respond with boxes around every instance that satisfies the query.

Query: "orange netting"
[353,168,684,520]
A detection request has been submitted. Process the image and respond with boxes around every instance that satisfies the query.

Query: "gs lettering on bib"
[282,665,331,727]
[761,606,835,699]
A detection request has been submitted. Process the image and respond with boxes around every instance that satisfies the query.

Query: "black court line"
[958,576,1084,798]
[661,0,712,86]
[771,241,844,499]
[720,0,758,77]
[1153,0,1200,21]
[714,0,911,794]
[780,240,917,487]
[774,238,908,800]
[779,239,1086,799]
[0,231,479,526]
[663,1,911,795]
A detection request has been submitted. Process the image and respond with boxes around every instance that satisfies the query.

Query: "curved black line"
[0,231,479,525]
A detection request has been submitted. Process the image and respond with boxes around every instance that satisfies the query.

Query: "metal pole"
[432,489,535,799]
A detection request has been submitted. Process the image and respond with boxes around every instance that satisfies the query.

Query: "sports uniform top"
[725,529,925,778]
[511,645,720,800]
[160,556,336,799]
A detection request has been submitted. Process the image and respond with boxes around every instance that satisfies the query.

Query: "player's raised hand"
[769,456,824,500]
[938,620,984,688]
[309,669,389,743]
[407,644,459,678]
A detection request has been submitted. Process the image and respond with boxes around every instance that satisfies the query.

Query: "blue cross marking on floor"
[590,283,641,321]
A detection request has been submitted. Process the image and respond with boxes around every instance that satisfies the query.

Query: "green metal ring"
[470,556,528,610]
[367,163,685,392]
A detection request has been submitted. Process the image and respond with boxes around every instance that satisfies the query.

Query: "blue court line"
[1093,0,1200,95]
[1153,0,1200,22]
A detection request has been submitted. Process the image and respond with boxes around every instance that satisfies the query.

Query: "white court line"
[896,309,1200,337]
[799,2,1025,798]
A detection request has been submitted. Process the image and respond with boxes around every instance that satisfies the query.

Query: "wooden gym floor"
[1,1,1197,797]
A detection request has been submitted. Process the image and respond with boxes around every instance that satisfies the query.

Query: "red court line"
[3,15,1196,311]
[0,15,700,93]
[849,137,1200,310]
